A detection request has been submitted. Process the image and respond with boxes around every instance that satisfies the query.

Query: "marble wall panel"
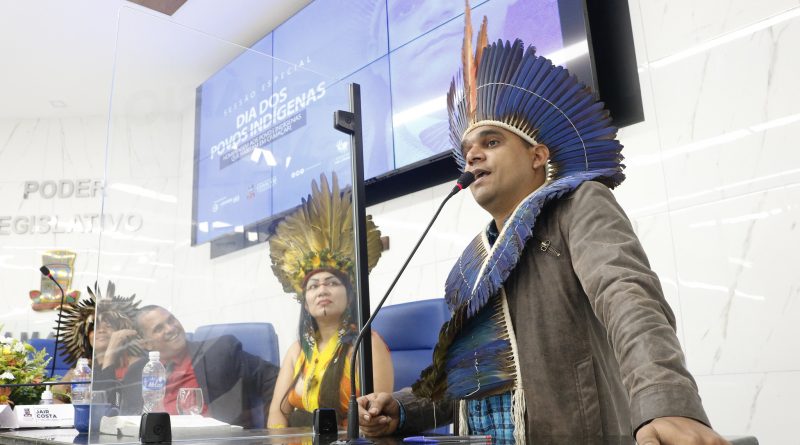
[638,0,800,62]
[670,185,800,375]
[696,371,799,444]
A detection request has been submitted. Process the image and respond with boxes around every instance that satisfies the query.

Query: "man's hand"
[636,417,731,444]
[357,392,400,437]
[102,329,138,369]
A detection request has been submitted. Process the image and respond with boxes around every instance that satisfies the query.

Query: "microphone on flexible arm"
[0,267,91,392]
[343,171,475,444]
[40,265,67,379]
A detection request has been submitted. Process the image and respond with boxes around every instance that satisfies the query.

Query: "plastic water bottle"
[141,351,167,413]
[71,358,92,404]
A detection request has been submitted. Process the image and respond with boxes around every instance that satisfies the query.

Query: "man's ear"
[532,144,550,169]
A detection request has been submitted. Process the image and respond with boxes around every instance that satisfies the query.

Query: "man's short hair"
[134,304,168,336]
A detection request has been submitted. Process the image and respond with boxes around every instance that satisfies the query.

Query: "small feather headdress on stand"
[56,281,142,366]
[268,172,383,301]
[414,4,626,440]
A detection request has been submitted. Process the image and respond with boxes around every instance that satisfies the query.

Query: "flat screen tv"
[192,0,641,254]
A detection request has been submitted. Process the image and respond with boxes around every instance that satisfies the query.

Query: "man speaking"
[358,6,728,445]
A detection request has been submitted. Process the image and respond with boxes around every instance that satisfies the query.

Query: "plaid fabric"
[464,225,516,442]
[461,227,516,441]
[467,392,515,441]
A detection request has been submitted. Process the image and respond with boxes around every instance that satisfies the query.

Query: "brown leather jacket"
[396,181,709,444]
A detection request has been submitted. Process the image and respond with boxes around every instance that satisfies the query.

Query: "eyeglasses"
[305,279,343,292]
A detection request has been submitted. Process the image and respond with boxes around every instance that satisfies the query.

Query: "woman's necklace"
[302,337,337,409]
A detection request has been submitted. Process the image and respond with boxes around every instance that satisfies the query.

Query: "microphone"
[0,268,79,390]
[344,171,475,443]
[450,170,476,194]
[40,266,67,379]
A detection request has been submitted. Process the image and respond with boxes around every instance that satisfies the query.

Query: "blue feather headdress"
[447,29,625,186]
[413,5,625,405]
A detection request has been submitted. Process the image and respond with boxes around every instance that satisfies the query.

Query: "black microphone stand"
[334,83,372,443]
[0,268,90,398]
[334,81,475,444]
[40,266,67,379]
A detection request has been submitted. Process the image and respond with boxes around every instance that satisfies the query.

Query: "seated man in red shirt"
[105,305,278,429]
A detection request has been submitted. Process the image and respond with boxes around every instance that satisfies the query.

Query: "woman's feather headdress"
[55,295,95,367]
[269,172,383,300]
[55,281,142,366]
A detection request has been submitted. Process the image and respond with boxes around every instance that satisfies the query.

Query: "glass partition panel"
[0,110,106,420]
[93,5,378,443]
[0,20,107,428]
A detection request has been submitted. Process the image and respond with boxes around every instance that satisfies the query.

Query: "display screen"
[193,0,592,245]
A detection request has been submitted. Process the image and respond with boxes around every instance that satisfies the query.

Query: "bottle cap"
[149,351,160,361]
[41,389,53,402]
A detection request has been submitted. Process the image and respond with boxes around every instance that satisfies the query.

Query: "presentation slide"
[193,0,587,245]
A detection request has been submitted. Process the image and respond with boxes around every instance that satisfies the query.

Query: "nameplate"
[0,404,74,429]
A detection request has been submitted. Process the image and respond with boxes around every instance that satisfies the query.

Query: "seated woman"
[267,173,393,428]
[91,284,143,379]
[54,282,143,402]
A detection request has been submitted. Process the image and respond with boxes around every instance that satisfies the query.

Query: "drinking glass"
[176,388,204,415]
[89,390,107,404]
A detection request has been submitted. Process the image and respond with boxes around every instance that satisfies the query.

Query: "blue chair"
[372,298,451,391]
[28,337,72,380]
[191,322,280,429]
[191,322,280,367]
[373,299,452,433]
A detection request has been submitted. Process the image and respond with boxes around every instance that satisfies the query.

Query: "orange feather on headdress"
[462,0,488,122]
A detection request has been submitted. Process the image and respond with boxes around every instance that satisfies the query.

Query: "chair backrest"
[28,337,72,380]
[190,322,280,429]
[191,322,280,367]
[372,298,451,391]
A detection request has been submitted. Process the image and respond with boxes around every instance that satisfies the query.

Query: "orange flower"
[0,387,11,405]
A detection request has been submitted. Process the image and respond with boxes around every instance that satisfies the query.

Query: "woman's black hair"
[83,321,94,361]
[280,270,358,426]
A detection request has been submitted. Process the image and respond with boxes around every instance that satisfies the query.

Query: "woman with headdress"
[54,282,143,400]
[267,173,394,428]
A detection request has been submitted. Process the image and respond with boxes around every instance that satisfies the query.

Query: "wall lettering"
[0,179,144,235]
